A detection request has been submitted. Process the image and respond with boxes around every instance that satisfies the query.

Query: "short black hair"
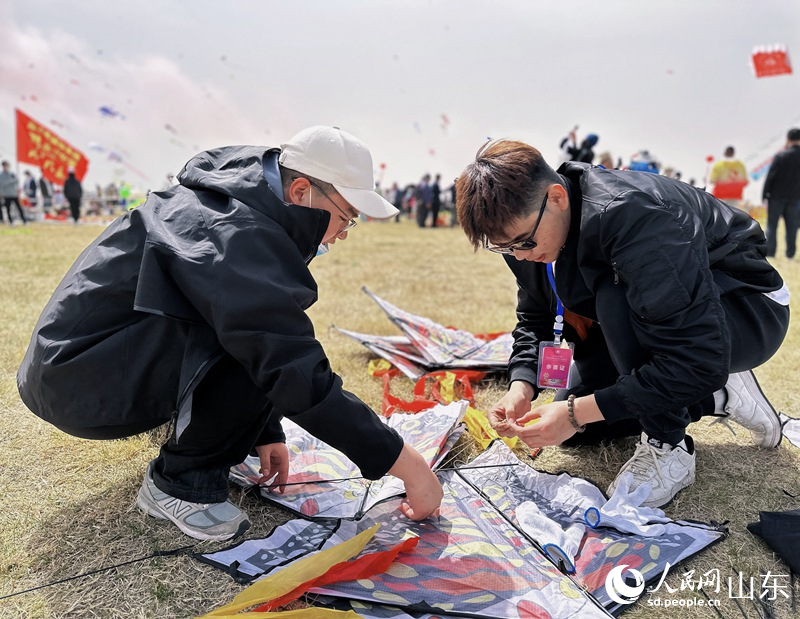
[787,128,800,142]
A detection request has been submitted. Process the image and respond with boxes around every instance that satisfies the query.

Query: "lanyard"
[547,263,565,344]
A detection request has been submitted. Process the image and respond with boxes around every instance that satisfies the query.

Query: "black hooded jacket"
[505,162,784,423]
[17,146,403,480]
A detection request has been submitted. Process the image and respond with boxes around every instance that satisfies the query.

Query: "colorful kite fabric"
[229,402,467,520]
[335,288,512,379]
[209,442,724,617]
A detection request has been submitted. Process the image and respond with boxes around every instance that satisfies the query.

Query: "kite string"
[0,545,195,601]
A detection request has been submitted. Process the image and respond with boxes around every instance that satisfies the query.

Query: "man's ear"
[286,177,311,205]
[550,184,570,212]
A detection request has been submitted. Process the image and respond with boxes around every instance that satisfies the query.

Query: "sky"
[2,0,799,202]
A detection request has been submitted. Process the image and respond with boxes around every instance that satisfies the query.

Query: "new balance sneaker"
[136,465,250,542]
[714,370,782,448]
[608,433,696,508]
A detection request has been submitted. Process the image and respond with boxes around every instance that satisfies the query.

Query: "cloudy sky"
[2,0,799,201]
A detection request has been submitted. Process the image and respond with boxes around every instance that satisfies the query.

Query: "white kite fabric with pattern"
[229,401,467,520]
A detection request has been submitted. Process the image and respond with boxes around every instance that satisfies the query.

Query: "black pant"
[59,355,274,503]
[766,199,800,258]
[1,197,26,223]
[68,199,81,222]
[151,355,274,502]
[558,280,789,446]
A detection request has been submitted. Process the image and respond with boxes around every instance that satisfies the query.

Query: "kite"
[98,105,125,119]
[206,441,725,618]
[230,402,468,520]
[751,45,792,78]
[335,288,512,380]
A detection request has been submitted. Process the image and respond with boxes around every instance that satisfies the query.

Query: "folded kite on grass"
[334,288,513,380]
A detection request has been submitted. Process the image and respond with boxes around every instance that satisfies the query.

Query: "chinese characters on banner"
[15,108,89,184]
[751,45,793,78]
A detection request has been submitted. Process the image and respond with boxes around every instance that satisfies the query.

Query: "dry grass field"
[1,217,799,618]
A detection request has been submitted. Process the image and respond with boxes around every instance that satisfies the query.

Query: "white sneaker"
[608,433,696,508]
[715,370,782,448]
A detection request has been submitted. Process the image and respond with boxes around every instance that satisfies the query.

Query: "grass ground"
[1,217,798,618]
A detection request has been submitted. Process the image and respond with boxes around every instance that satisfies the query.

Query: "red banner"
[751,46,793,78]
[15,109,89,184]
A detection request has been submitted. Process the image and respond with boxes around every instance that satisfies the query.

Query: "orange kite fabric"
[16,108,89,184]
[252,536,419,612]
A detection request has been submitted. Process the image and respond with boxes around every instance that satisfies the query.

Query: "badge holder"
[537,264,574,390]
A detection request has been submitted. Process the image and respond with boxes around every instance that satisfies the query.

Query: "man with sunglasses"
[455,139,789,508]
[18,126,443,541]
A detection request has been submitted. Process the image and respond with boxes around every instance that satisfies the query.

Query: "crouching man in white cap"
[18,126,443,541]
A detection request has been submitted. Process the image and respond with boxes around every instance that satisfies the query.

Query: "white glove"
[583,472,670,537]
[517,501,585,574]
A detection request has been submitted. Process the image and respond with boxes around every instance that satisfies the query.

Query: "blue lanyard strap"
[547,263,565,343]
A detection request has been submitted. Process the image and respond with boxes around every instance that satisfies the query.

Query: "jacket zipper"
[612,261,620,284]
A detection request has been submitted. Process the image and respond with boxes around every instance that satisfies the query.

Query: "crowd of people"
[0,162,138,225]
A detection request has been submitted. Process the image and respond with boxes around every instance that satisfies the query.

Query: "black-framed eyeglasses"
[484,193,548,254]
[308,180,358,233]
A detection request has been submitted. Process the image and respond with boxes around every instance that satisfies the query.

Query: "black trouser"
[557,280,789,446]
[152,355,274,502]
[57,355,273,503]
[766,199,800,258]
[68,199,81,222]
[430,201,441,227]
[1,197,26,223]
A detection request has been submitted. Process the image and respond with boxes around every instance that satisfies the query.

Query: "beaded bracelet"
[567,394,586,433]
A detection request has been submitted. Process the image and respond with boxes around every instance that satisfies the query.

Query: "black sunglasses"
[484,193,548,254]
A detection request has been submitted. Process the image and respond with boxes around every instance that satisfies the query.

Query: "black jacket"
[17,146,403,480]
[63,174,82,201]
[762,144,800,202]
[505,162,783,423]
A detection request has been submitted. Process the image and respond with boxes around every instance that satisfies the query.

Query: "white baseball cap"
[279,126,397,219]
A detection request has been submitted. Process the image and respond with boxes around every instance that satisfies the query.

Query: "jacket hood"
[177,145,329,262]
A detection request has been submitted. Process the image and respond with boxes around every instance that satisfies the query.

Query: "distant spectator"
[627,150,660,174]
[597,152,614,169]
[64,168,83,224]
[709,146,748,209]
[39,175,53,213]
[762,128,800,259]
[560,129,599,164]
[23,170,37,209]
[430,174,442,227]
[390,182,403,223]
[0,160,26,224]
[415,174,432,228]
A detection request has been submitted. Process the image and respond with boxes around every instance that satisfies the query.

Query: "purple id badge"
[537,341,574,390]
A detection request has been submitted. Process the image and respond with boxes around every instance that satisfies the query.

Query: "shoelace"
[627,440,664,484]
[709,415,738,438]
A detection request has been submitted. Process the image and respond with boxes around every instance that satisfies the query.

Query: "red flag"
[16,108,89,184]
[751,45,792,78]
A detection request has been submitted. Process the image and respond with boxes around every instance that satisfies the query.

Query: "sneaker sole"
[739,372,782,449]
[136,486,250,542]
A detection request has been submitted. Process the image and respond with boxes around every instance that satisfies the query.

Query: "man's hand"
[388,443,443,520]
[487,380,534,436]
[513,400,576,448]
[255,442,289,494]
[515,395,605,448]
